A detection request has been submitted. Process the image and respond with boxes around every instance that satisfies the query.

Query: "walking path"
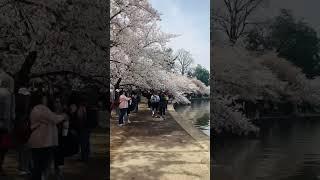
[110,101,210,180]
[2,128,108,180]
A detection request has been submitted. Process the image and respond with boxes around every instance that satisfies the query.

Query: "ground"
[2,128,108,180]
[2,102,210,180]
[110,102,210,180]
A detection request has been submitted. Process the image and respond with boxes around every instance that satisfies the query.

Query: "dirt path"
[110,103,210,180]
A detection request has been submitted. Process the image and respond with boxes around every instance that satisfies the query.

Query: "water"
[174,99,210,136]
[213,118,320,180]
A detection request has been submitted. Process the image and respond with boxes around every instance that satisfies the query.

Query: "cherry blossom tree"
[110,0,209,103]
[212,94,259,136]
[213,45,285,102]
[0,0,108,91]
[213,43,320,135]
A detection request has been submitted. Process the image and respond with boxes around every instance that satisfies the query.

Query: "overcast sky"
[150,0,210,71]
[265,0,320,32]
[213,0,320,35]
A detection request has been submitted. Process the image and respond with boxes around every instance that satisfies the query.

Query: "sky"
[149,0,210,71]
[263,0,320,33]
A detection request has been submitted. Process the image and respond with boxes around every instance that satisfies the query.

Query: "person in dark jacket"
[133,92,140,113]
[146,91,152,109]
[15,87,32,176]
[76,99,90,163]
[159,92,167,120]
[53,97,69,180]
[0,65,15,177]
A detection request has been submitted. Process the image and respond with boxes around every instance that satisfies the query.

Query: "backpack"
[150,95,157,103]
[12,115,37,145]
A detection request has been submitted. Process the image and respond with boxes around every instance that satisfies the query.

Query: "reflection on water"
[174,100,210,136]
[213,118,320,180]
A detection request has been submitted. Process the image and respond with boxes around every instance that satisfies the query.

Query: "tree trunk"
[114,78,122,90]
[114,77,122,100]
[14,51,37,92]
[293,103,299,115]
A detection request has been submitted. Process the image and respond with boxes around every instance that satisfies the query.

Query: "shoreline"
[168,104,210,151]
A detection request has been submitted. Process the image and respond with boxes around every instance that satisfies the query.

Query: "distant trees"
[213,0,265,44]
[245,9,320,77]
[191,64,209,86]
[176,49,194,75]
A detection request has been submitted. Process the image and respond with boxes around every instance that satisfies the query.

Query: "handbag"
[0,133,13,149]
[62,129,80,157]
[12,116,39,146]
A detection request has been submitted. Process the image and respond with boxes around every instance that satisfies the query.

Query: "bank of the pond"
[174,100,210,137]
[168,104,210,150]
[110,102,210,180]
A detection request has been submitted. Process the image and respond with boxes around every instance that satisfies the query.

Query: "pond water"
[174,99,210,136]
[213,118,320,180]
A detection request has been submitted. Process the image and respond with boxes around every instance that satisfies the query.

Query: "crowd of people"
[0,66,105,180]
[111,89,170,126]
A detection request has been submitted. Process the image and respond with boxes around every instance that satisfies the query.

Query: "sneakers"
[118,123,124,127]
[18,171,30,176]
[0,170,6,177]
[127,119,131,124]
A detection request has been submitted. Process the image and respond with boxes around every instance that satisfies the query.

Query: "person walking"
[159,92,167,120]
[146,91,152,109]
[0,64,15,177]
[130,92,138,113]
[164,93,169,110]
[134,92,141,113]
[28,94,67,180]
[76,99,91,163]
[150,92,159,117]
[53,97,69,180]
[14,87,32,176]
[118,91,131,126]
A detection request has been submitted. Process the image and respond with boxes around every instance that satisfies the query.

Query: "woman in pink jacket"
[118,91,131,126]
[28,94,66,180]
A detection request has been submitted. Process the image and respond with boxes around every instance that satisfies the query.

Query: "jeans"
[80,129,91,162]
[31,147,54,180]
[54,137,65,167]
[118,108,127,125]
[115,107,120,116]
[159,106,166,116]
[133,103,139,112]
[151,103,158,115]
[17,145,32,172]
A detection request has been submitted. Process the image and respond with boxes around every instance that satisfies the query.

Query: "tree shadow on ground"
[3,128,109,180]
[110,104,210,180]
